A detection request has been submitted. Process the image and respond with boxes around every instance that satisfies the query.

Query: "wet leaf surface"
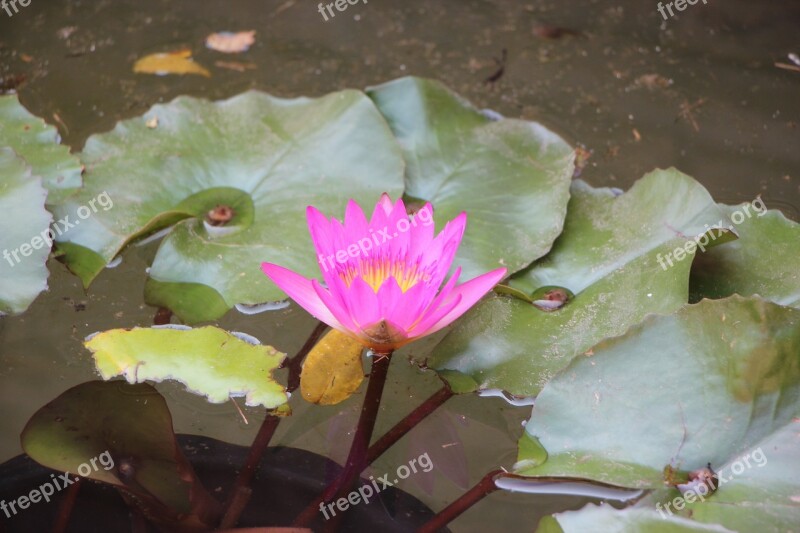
[537,421,800,533]
[426,169,733,396]
[517,297,800,496]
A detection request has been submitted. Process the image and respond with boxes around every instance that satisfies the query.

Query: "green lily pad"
[515,296,800,494]
[21,381,221,529]
[367,76,575,281]
[52,90,405,323]
[84,326,288,409]
[539,416,800,532]
[425,169,732,396]
[536,505,734,533]
[0,94,82,203]
[0,147,52,315]
[691,203,800,309]
[649,418,800,532]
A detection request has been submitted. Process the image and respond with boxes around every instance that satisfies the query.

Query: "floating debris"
[133,49,211,77]
[205,31,256,54]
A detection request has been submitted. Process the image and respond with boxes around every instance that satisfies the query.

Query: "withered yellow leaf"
[300,329,365,406]
[133,49,211,77]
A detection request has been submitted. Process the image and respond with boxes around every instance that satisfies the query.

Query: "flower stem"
[293,351,394,528]
[221,321,327,527]
[418,469,504,533]
[293,384,453,526]
[366,383,453,464]
[52,477,82,533]
[285,321,329,393]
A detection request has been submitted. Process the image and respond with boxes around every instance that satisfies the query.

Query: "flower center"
[339,256,428,293]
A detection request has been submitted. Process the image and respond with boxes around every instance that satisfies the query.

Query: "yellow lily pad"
[300,329,365,406]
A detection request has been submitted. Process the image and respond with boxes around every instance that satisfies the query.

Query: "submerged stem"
[366,384,453,464]
[220,321,327,527]
[294,351,394,528]
[293,383,454,527]
[418,469,504,533]
[52,477,82,533]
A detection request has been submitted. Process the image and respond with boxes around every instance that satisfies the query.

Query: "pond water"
[0,0,798,531]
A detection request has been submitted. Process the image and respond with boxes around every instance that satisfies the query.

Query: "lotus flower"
[261,194,506,354]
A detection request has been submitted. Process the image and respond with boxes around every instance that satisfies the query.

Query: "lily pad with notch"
[424,169,734,396]
[51,90,405,323]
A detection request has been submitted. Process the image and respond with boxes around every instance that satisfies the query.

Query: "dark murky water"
[1,1,798,531]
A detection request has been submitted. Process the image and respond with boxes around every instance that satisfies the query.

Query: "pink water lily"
[261,194,506,354]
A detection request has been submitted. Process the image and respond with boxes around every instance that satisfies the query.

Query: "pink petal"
[306,206,336,260]
[376,277,407,325]
[407,202,436,260]
[420,212,467,288]
[417,267,507,336]
[406,268,462,332]
[261,263,344,330]
[311,278,359,333]
[344,277,381,330]
[409,293,464,338]
[375,193,394,217]
[384,279,437,330]
[343,199,370,247]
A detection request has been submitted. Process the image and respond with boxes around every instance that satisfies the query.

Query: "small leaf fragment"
[301,329,365,405]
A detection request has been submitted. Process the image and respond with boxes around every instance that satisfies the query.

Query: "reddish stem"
[52,477,82,533]
[219,486,253,530]
[293,352,393,528]
[366,385,453,464]
[221,321,327,527]
[293,384,454,527]
[285,322,328,393]
[418,469,504,533]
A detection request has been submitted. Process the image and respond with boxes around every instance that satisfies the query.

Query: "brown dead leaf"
[205,31,256,54]
[300,329,365,406]
[133,49,210,77]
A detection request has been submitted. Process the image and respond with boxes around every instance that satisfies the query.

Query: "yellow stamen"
[339,257,426,293]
